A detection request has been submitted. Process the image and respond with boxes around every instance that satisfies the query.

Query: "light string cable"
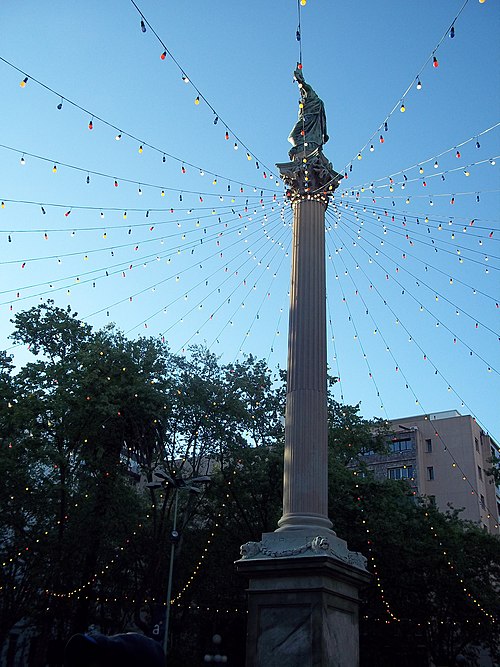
[159,221,291,348]
[2,212,286,326]
[206,231,292,362]
[341,200,499,245]
[327,209,500,524]
[349,157,500,200]
[336,202,499,305]
[342,201,500,284]
[0,143,276,199]
[85,211,287,327]
[334,202,500,320]
[342,0,471,172]
[331,207,500,373]
[0,55,277,192]
[328,207,500,434]
[424,513,497,622]
[0,204,273,262]
[0,206,279,299]
[348,122,500,191]
[326,234,390,418]
[128,0,279,182]
[0,194,280,231]
[325,290,346,404]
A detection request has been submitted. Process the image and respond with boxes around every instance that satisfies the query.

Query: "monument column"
[278,193,331,531]
[236,68,371,667]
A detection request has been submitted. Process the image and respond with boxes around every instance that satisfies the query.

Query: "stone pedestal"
[236,544,370,667]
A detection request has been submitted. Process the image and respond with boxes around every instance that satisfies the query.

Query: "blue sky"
[0,0,499,441]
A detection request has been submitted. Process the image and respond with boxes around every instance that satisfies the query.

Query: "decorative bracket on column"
[276,148,343,204]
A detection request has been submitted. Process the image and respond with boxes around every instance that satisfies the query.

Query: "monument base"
[236,533,370,667]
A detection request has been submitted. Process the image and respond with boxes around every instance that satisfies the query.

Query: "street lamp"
[146,472,210,662]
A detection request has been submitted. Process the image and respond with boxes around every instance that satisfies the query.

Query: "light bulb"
[20,77,28,88]
[464,169,470,176]
[115,133,121,140]
[161,190,165,197]
[489,159,496,165]
[476,140,480,148]
[195,96,200,105]
[213,116,218,125]
[114,180,118,187]
[182,74,189,83]
[416,79,422,90]
[138,187,142,195]
[140,19,146,32]
[100,212,104,219]
[434,160,438,168]
[138,145,143,153]
[234,142,238,150]
[419,166,424,174]
[20,155,25,165]
[384,121,388,131]
[357,153,362,160]
[246,153,252,160]
[301,0,306,5]
[162,155,166,163]
[400,102,405,112]
[433,56,439,68]
[160,51,167,60]
[181,165,186,174]
[225,131,229,140]
[57,100,63,110]
[379,135,384,144]
[52,164,57,173]
[86,175,90,184]
[88,119,93,130]
[456,150,461,158]
[123,211,127,219]
[370,145,374,152]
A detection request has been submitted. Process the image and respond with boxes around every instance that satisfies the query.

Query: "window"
[475,437,480,452]
[427,466,434,481]
[425,438,432,453]
[388,437,413,453]
[480,494,485,509]
[388,466,414,481]
[478,465,483,481]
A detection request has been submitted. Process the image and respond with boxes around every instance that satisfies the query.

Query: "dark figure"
[64,632,164,667]
[288,67,329,159]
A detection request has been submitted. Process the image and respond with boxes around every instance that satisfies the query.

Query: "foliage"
[0,302,498,667]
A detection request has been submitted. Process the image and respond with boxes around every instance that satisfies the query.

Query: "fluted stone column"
[278,196,332,531]
[236,152,370,667]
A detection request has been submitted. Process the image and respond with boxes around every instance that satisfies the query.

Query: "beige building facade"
[361,410,499,535]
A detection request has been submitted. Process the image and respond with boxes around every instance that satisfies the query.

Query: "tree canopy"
[1,302,498,666]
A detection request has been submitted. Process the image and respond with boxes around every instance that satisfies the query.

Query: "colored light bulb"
[357,153,362,160]
[161,190,165,196]
[433,56,439,68]
[194,96,200,105]
[419,166,424,174]
[379,135,384,143]
[114,180,118,187]
[456,150,461,158]
[246,153,252,160]
[20,77,28,88]
[57,100,63,110]
[162,155,166,163]
[400,102,405,112]
[52,164,57,173]
[182,165,186,174]
[450,25,455,38]
[138,145,143,153]
[476,140,480,148]
[464,169,470,176]
[301,0,306,5]
[88,119,93,130]
[140,20,146,32]
[161,51,167,60]
[225,131,229,140]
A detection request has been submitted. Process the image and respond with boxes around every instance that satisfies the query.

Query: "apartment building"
[361,410,500,535]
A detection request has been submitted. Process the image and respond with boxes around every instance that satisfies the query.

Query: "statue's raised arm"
[288,66,329,160]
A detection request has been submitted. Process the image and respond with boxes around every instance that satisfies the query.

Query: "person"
[64,632,164,667]
[288,66,329,159]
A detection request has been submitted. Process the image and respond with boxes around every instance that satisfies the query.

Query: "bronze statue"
[288,67,329,160]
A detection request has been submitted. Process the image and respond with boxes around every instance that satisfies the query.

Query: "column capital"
[276,148,343,204]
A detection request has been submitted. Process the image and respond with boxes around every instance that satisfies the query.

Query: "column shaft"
[278,197,332,531]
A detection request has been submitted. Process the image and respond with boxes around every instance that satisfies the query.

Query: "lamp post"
[146,472,210,663]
